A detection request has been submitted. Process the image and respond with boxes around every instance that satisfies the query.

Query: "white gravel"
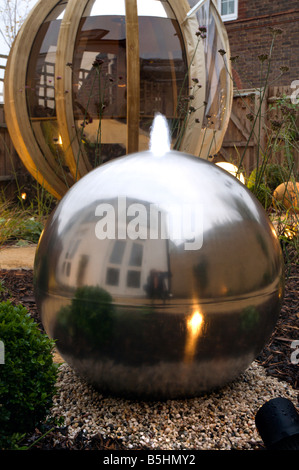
[49,361,298,450]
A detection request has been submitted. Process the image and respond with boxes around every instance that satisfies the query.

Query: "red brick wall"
[224,1,299,88]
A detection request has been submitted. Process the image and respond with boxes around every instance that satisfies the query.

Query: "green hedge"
[0,301,58,449]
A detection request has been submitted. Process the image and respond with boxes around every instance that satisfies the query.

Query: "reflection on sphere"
[34,149,284,399]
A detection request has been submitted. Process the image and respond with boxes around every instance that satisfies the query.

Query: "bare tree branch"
[0,0,33,49]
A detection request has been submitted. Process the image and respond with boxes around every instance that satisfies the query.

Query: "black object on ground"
[255,397,299,450]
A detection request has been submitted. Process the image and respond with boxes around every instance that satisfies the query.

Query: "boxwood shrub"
[0,301,58,449]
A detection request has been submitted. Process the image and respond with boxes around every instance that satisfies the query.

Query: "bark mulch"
[0,243,298,450]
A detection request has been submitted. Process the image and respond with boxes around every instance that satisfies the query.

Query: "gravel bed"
[45,360,297,451]
[1,243,298,451]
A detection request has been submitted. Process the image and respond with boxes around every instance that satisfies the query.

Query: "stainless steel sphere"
[34,149,284,399]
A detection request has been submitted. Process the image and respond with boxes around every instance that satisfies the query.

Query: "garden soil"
[0,245,37,270]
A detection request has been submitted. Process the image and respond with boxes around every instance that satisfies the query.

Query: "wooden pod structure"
[5,0,232,198]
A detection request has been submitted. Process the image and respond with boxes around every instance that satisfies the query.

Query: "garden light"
[273,181,299,213]
[255,397,299,450]
[215,161,245,184]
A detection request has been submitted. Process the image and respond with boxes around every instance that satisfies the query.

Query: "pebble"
[49,361,298,450]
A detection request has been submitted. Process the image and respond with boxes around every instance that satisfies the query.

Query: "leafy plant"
[11,217,44,244]
[247,170,272,209]
[0,301,58,449]
[0,279,6,296]
[0,197,45,246]
[247,163,291,209]
[0,200,26,247]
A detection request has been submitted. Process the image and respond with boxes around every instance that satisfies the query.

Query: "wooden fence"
[219,85,299,177]
[0,53,23,198]
[0,54,7,103]
[0,104,27,198]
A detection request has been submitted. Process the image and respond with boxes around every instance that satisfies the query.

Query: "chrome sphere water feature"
[34,116,284,399]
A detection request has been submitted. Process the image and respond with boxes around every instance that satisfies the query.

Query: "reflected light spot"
[187,311,203,335]
[184,310,204,363]
[21,192,27,200]
[54,135,63,145]
[284,225,297,240]
[271,225,277,236]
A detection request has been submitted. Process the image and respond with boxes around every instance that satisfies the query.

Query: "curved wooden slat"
[167,0,233,158]
[192,1,233,158]
[55,0,92,182]
[210,1,233,143]
[4,0,69,199]
[31,120,74,188]
[167,0,207,155]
